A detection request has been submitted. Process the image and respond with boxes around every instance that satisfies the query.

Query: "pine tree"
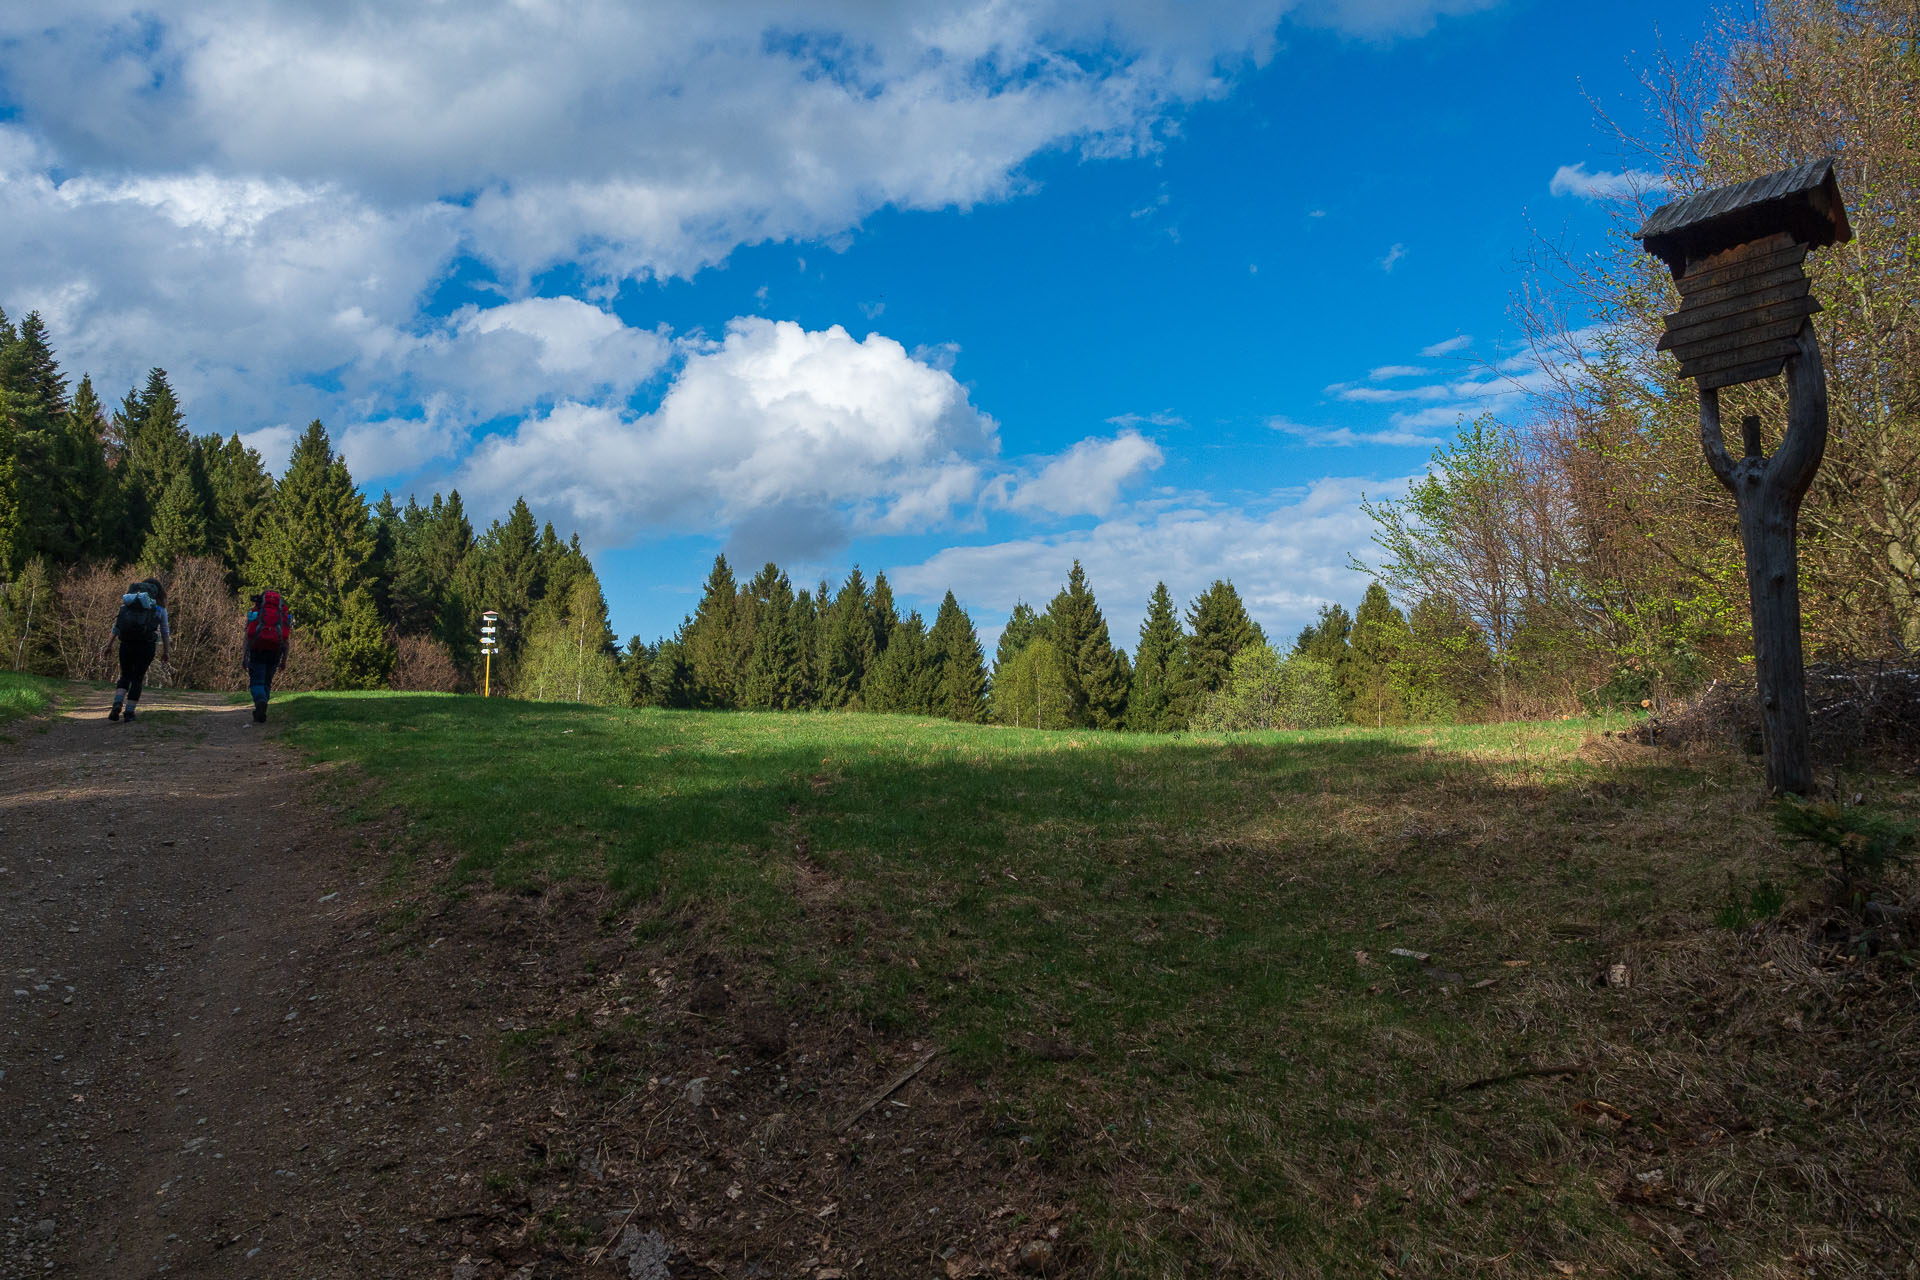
[1186,580,1263,698]
[927,591,988,723]
[246,421,378,684]
[1127,581,1191,731]
[651,638,696,708]
[683,554,740,707]
[1042,561,1129,728]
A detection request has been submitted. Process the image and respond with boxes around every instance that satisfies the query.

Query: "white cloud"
[1368,364,1431,380]
[1269,417,1443,448]
[1419,334,1472,357]
[0,1,1493,453]
[1002,430,1165,518]
[1549,163,1671,201]
[1379,242,1407,272]
[893,475,1416,648]
[1106,410,1187,430]
[455,317,998,546]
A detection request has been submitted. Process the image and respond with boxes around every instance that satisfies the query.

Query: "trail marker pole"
[1636,158,1852,796]
[481,611,500,698]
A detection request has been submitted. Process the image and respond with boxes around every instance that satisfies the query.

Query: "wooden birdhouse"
[1636,157,1852,390]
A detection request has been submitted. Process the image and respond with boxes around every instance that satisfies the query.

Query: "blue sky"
[0,0,1707,649]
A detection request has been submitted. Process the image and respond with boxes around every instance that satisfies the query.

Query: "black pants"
[116,638,156,703]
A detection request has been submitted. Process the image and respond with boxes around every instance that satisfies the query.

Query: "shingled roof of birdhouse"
[1636,157,1852,278]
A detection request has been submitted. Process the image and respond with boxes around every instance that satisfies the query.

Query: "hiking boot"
[122,707,138,722]
[108,703,122,722]
[252,702,267,724]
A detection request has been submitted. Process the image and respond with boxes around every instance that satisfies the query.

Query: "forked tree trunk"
[1698,321,1829,796]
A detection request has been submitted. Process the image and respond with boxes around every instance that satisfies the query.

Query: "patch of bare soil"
[0,689,1061,1279]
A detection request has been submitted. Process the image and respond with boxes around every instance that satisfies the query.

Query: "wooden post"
[1637,158,1851,797]
[1696,321,1827,795]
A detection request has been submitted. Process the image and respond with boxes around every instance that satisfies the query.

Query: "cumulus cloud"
[893,475,1415,646]
[454,317,998,546]
[1549,163,1671,201]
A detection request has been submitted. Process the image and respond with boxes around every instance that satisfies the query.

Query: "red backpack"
[249,590,289,653]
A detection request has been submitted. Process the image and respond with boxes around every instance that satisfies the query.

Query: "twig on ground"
[1446,1062,1589,1094]
[837,1047,940,1132]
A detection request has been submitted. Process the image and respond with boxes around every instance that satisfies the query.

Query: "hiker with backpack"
[242,590,293,722]
[100,578,170,723]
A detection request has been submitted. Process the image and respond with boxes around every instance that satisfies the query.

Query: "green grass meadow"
[277,691,1917,1277]
[0,670,64,728]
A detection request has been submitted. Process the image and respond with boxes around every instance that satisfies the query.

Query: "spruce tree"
[865,613,933,714]
[64,377,121,559]
[1349,582,1412,727]
[619,637,655,707]
[0,313,69,422]
[741,570,804,710]
[684,554,740,707]
[820,567,875,708]
[246,420,378,680]
[479,498,543,651]
[1042,561,1129,728]
[116,370,193,559]
[928,591,988,723]
[328,588,396,690]
[994,601,1044,672]
[790,587,819,708]
[1291,603,1355,719]
[869,571,899,659]
[141,467,212,568]
[204,433,272,581]
[1127,581,1191,731]
[0,400,17,576]
[1186,580,1263,697]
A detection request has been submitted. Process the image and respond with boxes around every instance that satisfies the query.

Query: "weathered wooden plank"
[1677,238,1807,294]
[1698,357,1791,391]
[1660,294,1820,351]
[1665,268,1811,322]
[1679,335,1801,379]
[1665,314,1815,362]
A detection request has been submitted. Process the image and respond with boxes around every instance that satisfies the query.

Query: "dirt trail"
[0,688,423,1278]
[2,689,1056,1280]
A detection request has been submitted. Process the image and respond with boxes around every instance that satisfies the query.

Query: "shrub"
[1192,646,1344,732]
[390,634,462,692]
